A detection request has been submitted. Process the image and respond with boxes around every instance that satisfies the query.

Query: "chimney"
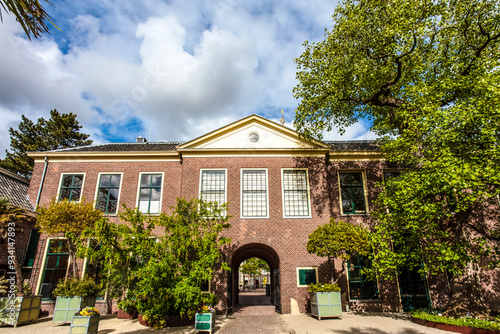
[136,136,147,143]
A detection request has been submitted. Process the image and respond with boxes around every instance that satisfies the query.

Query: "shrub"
[308,283,341,293]
[411,309,500,330]
[53,276,101,298]
[117,299,137,313]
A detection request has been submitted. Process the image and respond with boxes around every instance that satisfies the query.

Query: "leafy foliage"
[306,219,370,262]
[294,0,500,315]
[0,0,56,39]
[117,299,137,313]
[308,283,341,293]
[0,110,92,178]
[0,197,35,295]
[240,257,269,276]
[0,276,7,294]
[52,276,102,298]
[411,309,500,330]
[37,198,103,278]
[80,198,230,327]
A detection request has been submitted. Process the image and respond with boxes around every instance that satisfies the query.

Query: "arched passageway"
[228,243,280,314]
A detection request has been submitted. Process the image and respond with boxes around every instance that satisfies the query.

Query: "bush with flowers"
[76,306,100,317]
[196,305,215,314]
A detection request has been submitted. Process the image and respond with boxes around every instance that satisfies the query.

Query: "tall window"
[200,170,226,208]
[138,173,162,214]
[241,170,268,218]
[96,174,121,214]
[40,239,69,299]
[339,172,367,214]
[85,240,105,299]
[59,174,84,201]
[282,169,310,217]
[348,254,378,299]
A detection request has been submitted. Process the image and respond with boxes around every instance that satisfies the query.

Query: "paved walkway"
[218,292,290,334]
[0,293,450,334]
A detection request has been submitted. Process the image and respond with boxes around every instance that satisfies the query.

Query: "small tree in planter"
[306,219,371,313]
[308,283,342,319]
[52,277,101,323]
[117,298,137,319]
[37,199,103,278]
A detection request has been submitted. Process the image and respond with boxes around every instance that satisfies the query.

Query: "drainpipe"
[35,156,49,208]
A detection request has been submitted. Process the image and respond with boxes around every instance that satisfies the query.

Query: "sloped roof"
[44,140,379,153]
[0,167,34,211]
[325,140,379,152]
[50,142,182,152]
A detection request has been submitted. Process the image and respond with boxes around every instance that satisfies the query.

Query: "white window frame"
[199,169,228,213]
[136,172,164,214]
[281,168,312,218]
[94,172,123,215]
[56,173,86,202]
[296,267,318,287]
[240,168,269,219]
[337,170,370,215]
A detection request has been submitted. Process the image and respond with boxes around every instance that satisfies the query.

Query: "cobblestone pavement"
[217,292,291,334]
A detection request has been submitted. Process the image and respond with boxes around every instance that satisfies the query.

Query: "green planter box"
[53,296,96,323]
[0,295,42,327]
[195,313,215,333]
[69,314,100,334]
[310,292,342,320]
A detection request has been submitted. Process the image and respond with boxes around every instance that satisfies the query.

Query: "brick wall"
[27,155,500,315]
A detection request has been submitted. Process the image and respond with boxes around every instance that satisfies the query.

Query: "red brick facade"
[25,116,499,315]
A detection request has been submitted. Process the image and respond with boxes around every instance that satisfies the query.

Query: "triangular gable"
[177,115,330,150]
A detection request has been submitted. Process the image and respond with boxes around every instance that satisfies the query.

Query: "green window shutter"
[23,228,40,267]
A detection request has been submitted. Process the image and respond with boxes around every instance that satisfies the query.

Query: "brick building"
[0,167,38,286]
[25,115,498,315]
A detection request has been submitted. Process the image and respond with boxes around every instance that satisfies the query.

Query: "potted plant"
[194,305,216,333]
[309,283,342,319]
[52,276,101,323]
[69,306,100,334]
[0,278,42,327]
[117,298,137,319]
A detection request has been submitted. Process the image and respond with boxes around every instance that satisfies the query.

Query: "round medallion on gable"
[248,132,260,143]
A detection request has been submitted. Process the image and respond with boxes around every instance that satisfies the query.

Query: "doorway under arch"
[228,243,281,314]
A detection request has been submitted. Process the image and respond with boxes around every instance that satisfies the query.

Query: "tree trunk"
[444,263,489,317]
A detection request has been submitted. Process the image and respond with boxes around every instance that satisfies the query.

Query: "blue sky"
[0,0,376,155]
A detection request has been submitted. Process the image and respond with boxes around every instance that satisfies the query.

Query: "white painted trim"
[296,267,318,287]
[136,172,165,214]
[240,168,269,219]
[94,172,124,215]
[281,168,312,219]
[198,169,228,215]
[56,173,86,202]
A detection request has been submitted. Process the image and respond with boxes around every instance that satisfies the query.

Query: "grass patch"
[411,309,500,331]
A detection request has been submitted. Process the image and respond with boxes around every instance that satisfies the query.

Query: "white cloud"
[0,0,376,160]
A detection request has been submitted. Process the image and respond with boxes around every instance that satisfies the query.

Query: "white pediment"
[178,115,329,150]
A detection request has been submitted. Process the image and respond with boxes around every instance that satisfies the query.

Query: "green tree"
[307,219,370,284]
[0,0,56,39]
[80,198,231,328]
[37,199,103,279]
[294,0,500,315]
[0,197,35,295]
[1,109,92,178]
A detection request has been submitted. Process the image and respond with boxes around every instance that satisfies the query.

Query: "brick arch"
[227,241,281,309]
